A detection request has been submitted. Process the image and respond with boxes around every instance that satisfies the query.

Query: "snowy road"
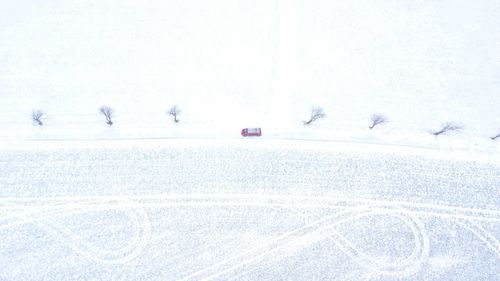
[0,139,499,280]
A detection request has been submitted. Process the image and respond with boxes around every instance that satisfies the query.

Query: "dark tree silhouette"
[303,107,326,125]
[369,114,387,130]
[432,122,463,136]
[99,106,114,125]
[167,105,181,123]
[32,110,44,126]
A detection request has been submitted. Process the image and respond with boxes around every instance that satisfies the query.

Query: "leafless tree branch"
[99,106,114,125]
[491,133,500,140]
[303,107,326,125]
[432,122,463,136]
[167,105,181,123]
[368,114,387,130]
[32,110,44,126]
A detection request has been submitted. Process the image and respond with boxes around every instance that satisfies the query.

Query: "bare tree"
[491,133,500,140]
[167,105,181,123]
[99,106,114,125]
[303,107,326,125]
[32,110,44,126]
[432,122,463,136]
[369,114,387,130]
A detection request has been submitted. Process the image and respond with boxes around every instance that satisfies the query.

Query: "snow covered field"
[1,0,500,144]
[0,139,498,280]
[1,0,500,280]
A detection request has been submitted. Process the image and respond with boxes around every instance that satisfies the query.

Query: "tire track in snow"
[1,198,152,265]
[0,194,498,278]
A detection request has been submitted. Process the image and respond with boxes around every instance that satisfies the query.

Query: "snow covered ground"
[0,139,499,280]
[0,0,500,146]
[1,0,500,280]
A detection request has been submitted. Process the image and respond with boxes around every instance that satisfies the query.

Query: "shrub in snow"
[303,107,326,125]
[167,105,181,123]
[432,122,463,136]
[491,133,500,140]
[99,106,114,126]
[368,114,387,130]
[32,110,44,126]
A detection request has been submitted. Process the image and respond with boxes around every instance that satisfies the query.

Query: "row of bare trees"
[302,107,499,139]
[30,105,500,140]
[302,107,387,129]
[31,105,181,126]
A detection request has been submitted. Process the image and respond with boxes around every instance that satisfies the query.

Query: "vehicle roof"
[246,128,261,132]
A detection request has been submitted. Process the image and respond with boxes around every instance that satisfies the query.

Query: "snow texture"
[0,0,499,147]
[0,140,499,280]
[0,0,500,280]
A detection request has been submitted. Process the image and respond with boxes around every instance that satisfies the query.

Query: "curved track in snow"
[0,139,498,280]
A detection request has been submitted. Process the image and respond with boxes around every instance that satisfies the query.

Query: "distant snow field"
[0,0,500,146]
[1,0,499,280]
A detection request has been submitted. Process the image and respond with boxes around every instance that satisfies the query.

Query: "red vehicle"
[241,128,262,137]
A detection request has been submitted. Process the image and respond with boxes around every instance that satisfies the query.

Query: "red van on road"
[241,128,262,137]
